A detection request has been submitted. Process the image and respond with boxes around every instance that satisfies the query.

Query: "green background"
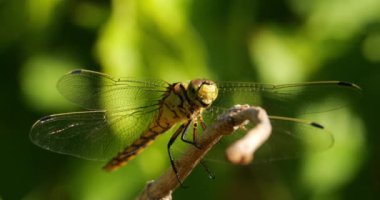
[1,0,379,199]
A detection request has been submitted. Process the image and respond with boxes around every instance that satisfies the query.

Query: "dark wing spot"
[337,81,356,87]
[70,69,82,74]
[310,122,324,129]
[39,115,52,122]
[337,81,362,92]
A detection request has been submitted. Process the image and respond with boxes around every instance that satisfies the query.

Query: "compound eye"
[191,79,203,89]
[192,86,197,92]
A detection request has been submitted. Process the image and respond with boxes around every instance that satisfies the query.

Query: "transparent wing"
[57,69,169,110]
[30,105,160,161]
[214,81,361,116]
[203,107,334,164]
[254,116,333,163]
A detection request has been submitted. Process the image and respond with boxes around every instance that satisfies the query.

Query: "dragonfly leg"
[192,121,199,147]
[184,118,215,180]
[171,121,215,183]
[199,115,207,130]
[196,115,216,180]
[180,120,201,149]
[200,160,215,180]
[168,123,187,186]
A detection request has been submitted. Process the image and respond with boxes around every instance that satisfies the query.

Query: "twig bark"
[136,105,272,200]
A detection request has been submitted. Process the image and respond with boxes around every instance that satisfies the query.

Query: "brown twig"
[136,105,272,200]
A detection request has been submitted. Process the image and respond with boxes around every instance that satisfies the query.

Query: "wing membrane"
[57,69,169,110]
[203,108,334,164]
[30,105,159,160]
[214,81,361,116]
[253,116,333,163]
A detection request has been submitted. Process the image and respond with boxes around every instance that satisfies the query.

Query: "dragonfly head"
[188,79,218,108]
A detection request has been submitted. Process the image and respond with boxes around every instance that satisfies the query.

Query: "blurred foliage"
[0,0,379,199]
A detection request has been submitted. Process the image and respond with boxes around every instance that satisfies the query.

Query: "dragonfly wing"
[253,116,334,163]
[202,107,334,164]
[214,81,361,116]
[30,105,160,160]
[57,69,169,110]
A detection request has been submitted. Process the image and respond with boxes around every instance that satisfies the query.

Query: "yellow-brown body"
[103,80,218,171]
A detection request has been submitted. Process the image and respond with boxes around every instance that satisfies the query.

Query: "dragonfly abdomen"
[103,124,170,171]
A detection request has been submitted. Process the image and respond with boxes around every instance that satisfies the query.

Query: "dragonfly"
[30,69,361,183]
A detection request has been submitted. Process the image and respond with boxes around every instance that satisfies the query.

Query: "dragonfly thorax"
[163,79,218,121]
